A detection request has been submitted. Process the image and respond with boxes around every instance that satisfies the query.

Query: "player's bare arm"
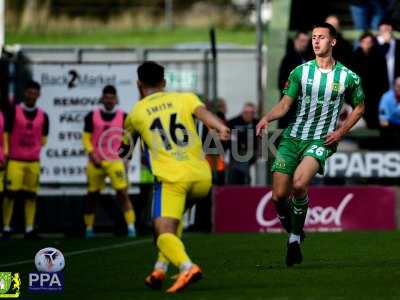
[256,95,294,136]
[325,102,365,146]
[193,106,230,140]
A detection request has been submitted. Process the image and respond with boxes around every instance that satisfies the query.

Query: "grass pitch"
[1,231,399,300]
[7,27,264,47]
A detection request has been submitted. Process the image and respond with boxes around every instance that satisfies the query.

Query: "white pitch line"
[0,238,152,268]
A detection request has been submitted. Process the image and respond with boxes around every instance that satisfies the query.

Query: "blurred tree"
[20,0,36,29]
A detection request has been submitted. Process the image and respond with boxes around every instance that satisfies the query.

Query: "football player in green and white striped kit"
[256,23,365,267]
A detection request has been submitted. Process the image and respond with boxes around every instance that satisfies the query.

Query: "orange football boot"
[166,264,203,293]
[144,269,166,289]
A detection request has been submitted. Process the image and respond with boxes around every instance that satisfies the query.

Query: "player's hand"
[325,130,343,146]
[217,125,231,141]
[89,152,102,167]
[256,117,269,136]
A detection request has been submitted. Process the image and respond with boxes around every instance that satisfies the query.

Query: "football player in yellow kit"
[122,61,230,293]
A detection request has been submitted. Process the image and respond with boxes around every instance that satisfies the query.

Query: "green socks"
[290,195,309,235]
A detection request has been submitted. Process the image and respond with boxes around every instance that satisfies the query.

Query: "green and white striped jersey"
[283,60,364,140]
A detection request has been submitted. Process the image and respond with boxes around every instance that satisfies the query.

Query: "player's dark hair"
[137,61,164,87]
[102,85,117,95]
[25,80,41,91]
[312,22,337,39]
[359,32,375,42]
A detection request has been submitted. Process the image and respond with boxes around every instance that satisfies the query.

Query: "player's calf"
[116,189,137,237]
[272,198,292,233]
[289,195,309,243]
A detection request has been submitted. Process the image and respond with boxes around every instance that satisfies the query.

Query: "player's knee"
[272,189,288,202]
[154,217,179,236]
[292,178,307,196]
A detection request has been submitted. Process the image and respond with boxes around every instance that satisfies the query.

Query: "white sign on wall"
[325,151,400,178]
[32,63,140,183]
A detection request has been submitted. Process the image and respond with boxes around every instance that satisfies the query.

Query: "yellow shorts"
[0,170,4,192]
[152,178,212,220]
[6,160,41,193]
[87,160,128,192]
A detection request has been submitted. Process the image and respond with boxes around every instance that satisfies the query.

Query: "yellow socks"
[155,222,184,271]
[25,199,36,233]
[123,209,136,226]
[84,213,95,230]
[176,221,183,238]
[2,197,14,231]
[157,233,192,271]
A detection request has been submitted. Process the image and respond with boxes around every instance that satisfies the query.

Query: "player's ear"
[331,38,337,47]
[137,80,144,96]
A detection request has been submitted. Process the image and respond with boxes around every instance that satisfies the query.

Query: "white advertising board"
[32,63,140,183]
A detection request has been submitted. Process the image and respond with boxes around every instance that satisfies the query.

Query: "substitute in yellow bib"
[82,85,137,238]
[3,80,49,240]
[122,61,230,293]
[0,108,6,214]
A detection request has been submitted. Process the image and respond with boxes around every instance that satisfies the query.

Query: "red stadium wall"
[213,186,397,233]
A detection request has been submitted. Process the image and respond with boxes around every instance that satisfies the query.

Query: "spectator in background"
[325,15,353,67]
[227,103,258,185]
[351,32,388,128]
[278,30,310,129]
[349,0,385,31]
[279,31,310,92]
[379,77,400,149]
[376,19,400,89]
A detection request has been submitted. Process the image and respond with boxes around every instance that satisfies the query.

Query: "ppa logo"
[28,247,65,293]
[28,272,64,293]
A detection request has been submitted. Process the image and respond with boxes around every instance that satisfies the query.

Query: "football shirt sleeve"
[283,67,301,99]
[186,93,205,114]
[122,109,139,146]
[347,73,365,107]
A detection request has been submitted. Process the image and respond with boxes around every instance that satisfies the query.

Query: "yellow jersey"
[124,92,211,182]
